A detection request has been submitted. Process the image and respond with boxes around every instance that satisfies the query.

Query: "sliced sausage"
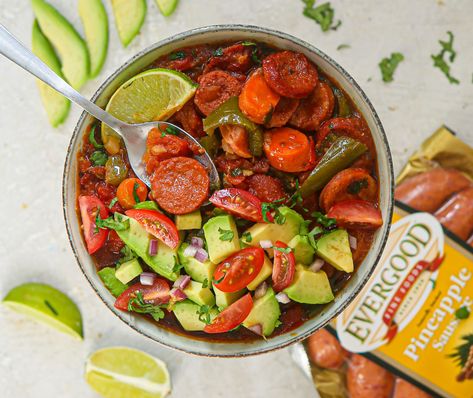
[347,354,394,398]
[434,187,473,240]
[203,43,253,75]
[220,125,252,158]
[319,168,378,212]
[468,234,473,248]
[289,82,335,131]
[307,329,347,370]
[392,378,432,398]
[150,157,210,214]
[247,174,287,203]
[194,70,243,116]
[171,101,205,138]
[395,168,472,213]
[265,97,299,128]
[262,51,318,98]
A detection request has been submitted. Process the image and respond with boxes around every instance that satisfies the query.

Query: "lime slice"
[101,68,197,154]
[2,283,83,339]
[155,0,179,16]
[85,347,171,398]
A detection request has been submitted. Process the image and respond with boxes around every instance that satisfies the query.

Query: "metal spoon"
[0,24,220,189]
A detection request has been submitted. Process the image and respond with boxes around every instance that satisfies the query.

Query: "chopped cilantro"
[108,197,118,209]
[242,231,252,243]
[98,267,128,297]
[273,246,293,254]
[128,291,165,321]
[218,227,234,242]
[347,179,368,194]
[95,212,130,232]
[431,31,460,84]
[118,245,137,265]
[379,52,404,83]
[213,273,225,285]
[262,201,286,225]
[161,125,180,137]
[88,125,104,149]
[169,51,186,60]
[213,48,223,57]
[202,278,209,288]
[132,182,141,204]
[303,0,341,32]
[231,168,242,177]
[455,306,470,320]
[274,319,282,328]
[312,211,337,229]
[337,44,350,51]
[196,305,212,325]
[90,150,108,166]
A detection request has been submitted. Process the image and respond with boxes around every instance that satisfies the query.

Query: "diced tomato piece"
[203,293,253,334]
[78,195,109,254]
[272,241,296,292]
[115,278,171,311]
[327,199,383,230]
[209,188,264,222]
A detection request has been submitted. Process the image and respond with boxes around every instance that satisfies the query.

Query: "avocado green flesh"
[78,0,108,78]
[203,214,240,263]
[31,21,70,127]
[284,265,334,305]
[116,217,179,281]
[178,243,216,283]
[247,255,272,291]
[243,288,281,336]
[32,0,90,90]
[115,258,142,284]
[183,281,215,307]
[111,0,147,47]
[173,300,218,331]
[288,235,315,265]
[175,210,202,230]
[213,284,245,310]
[315,229,354,273]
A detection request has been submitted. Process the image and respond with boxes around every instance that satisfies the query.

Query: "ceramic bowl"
[63,25,394,357]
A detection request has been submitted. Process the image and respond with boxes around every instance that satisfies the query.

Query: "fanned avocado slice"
[111,0,147,47]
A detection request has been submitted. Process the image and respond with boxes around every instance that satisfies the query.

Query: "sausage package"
[302,126,473,398]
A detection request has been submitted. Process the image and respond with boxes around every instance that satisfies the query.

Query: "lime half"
[2,283,83,339]
[101,68,198,154]
[85,347,171,398]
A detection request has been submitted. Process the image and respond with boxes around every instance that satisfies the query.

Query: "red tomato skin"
[213,247,265,293]
[114,278,171,311]
[125,209,180,249]
[209,188,264,222]
[272,241,296,292]
[204,293,253,334]
[79,195,109,254]
[327,199,383,230]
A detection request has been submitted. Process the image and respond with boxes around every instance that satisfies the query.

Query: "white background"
[1,0,472,397]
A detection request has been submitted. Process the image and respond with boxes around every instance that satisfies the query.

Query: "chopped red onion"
[148,239,158,256]
[259,240,273,249]
[191,237,204,249]
[309,258,325,272]
[194,248,209,263]
[349,235,357,250]
[254,282,268,300]
[247,324,263,336]
[275,292,290,304]
[183,244,198,257]
[140,272,156,286]
[170,287,187,301]
[173,275,191,290]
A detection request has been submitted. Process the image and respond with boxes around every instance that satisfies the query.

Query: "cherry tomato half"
[213,247,265,293]
[326,199,383,230]
[116,178,148,210]
[78,195,109,254]
[209,188,264,222]
[114,278,171,311]
[125,209,180,249]
[203,293,253,334]
[272,241,296,292]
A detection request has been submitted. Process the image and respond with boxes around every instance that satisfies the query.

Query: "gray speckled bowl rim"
[63,24,394,357]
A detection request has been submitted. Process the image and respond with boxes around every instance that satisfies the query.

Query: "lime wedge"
[101,68,197,154]
[2,283,83,339]
[85,347,171,398]
[155,0,179,16]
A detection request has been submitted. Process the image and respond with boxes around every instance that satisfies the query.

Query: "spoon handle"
[0,23,126,134]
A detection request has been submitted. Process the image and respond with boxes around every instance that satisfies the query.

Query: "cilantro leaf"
[128,291,165,321]
[196,305,212,325]
[337,44,350,51]
[262,201,286,225]
[218,227,234,242]
[379,52,404,83]
[90,150,108,166]
[303,0,341,32]
[431,31,460,84]
[312,211,337,229]
[242,231,252,243]
[108,197,118,209]
[132,182,141,204]
[202,278,209,288]
[273,246,293,254]
[118,245,137,265]
[95,212,130,232]
[213,48,223,57]
[169,51,186,60]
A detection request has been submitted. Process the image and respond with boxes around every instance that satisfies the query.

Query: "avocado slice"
[97,267,128,297]
[183,281,215,307]
[116,216,179,281]
[78,0,108,78]
[178,243,216,283]
[31,0,89,90]
[243,288,281,336]
[247,255,273,291]
[31,20,70,127]
[111,0,147,47]
[213,284,245,310]
[173,300,218,332]
[203,214,240,263]
[284,265,334,304]
[115,258,142,284]
[155,0,179,16]
[315,229,354,273]
[288,235,315,265]
[243,207,304,247]
[175,210,202,230]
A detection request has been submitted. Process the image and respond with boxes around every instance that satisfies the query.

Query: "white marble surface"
[1,0,473,397]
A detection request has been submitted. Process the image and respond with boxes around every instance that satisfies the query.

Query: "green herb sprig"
[128,291,165,321]
[302,0,341,32]
[431,31,460,84]
[379,52,404,83]
[218,227,234,242]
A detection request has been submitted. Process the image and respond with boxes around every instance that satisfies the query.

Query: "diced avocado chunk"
[116,216,179,281]
[183,281,215,307]
[115,258,142,284]
[247,255,273,291]
[243,207,304,246]
[213,284,245,310]
[98,267,128,297]
[175,210,202,230]
[173,300,218,332]
[178,243,216,283]
[284,265,334,304]
[315,229,353,273]
[203,215,240,263]
[243,288,281,336]
[288,235,315,265]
